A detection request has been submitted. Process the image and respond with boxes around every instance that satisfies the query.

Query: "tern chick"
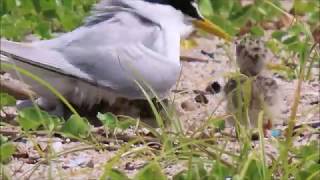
[224,37,281,135]
[236,36,268,76]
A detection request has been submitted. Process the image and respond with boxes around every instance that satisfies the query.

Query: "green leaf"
[19,0,35,15]
[282,35,299,44]
[134,161,166,180]
[293,0,318,14]
[198,0,214,17]
[229,5,252,21]
[1,0,16,15]
[272,31,287,41]
[0,142,16,163]
[0,135,9,146]
[39,0,56,11]
[250,25,264,37]
[97,112,118,130]
[17,107,61,131]
[108,169,130,180]
[173,163,208,180]
[61,115,90,138]
[62,0,73,10]
[208,118,225,130]
[56,8,79,31]
[210,161,233,179]
[18,107,45,131]
[209,15,237,36]
[244,159,266,180]
[35,21,51,39]
[118,119,135,130]
[0,93,16,108]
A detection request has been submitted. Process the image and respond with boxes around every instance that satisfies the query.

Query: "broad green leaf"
[118,119,135,130]
[62,0,73,9]
[18,107,45,131]
[35,21,51,39]
[0,143,16,163]
[209,15,237,36]
[39,0,57,11]
[198,0,214,17]
[17,107,61,132]
[97,112,118,130]
[61,115,90,138]
[134,161,166,180]
[107,169,130,180]
[0,93,16,108]
[56,8,78,30]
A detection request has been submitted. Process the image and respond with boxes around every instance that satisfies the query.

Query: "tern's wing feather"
[1,10,180,99]
[50,11,180,98]
[0,40,95,84]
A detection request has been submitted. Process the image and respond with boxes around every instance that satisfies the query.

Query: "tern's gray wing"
[2,9,180,99]
[54,11,180,98]
[0,40,93,83]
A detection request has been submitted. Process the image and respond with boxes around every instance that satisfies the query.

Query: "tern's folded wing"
[35,10,180,98]
[0,40,97,86]
[0,9,180,99]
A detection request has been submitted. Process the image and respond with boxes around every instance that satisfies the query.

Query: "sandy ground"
[2,0,319,179]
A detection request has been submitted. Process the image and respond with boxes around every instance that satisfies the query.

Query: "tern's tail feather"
[0,39,92,81]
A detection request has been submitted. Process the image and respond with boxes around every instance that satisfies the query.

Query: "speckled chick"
[224,37,281,135]
[236,36,268,76]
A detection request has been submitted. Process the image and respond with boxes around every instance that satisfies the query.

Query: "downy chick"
[224,36,281,136]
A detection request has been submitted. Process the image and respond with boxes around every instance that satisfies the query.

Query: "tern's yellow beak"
[193,19,231,42]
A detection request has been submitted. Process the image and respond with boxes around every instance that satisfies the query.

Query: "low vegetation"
[0,0,319,179]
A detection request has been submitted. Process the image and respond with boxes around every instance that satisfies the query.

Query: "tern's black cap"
[146,0,203,19]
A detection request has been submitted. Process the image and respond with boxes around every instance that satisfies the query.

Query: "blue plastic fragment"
[271,129,281,137]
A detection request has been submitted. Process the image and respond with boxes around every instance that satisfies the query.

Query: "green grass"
[1,0,320,179]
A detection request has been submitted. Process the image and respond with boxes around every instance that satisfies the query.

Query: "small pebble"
[194,94,209,104]
[52,142,63,153]
[181,100,198,111]
[200,50,215,59]
[205,81,221,94]
[125,162,136,170]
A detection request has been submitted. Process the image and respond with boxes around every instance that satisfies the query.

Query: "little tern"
[0,0,230,114]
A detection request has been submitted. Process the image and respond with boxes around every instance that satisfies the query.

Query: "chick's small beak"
[193,18,231,41]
